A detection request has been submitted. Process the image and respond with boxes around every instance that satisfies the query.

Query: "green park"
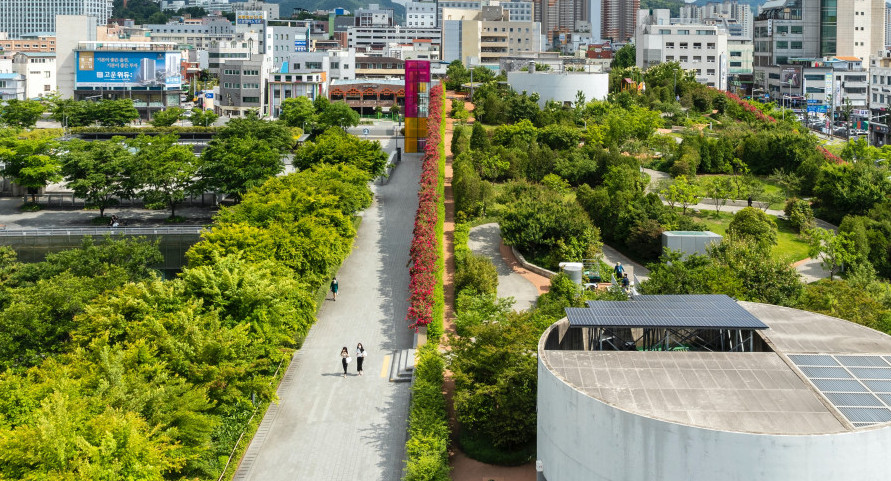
[2,57,891,480]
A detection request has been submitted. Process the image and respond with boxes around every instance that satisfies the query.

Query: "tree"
[661,175,700,215]
[784,198,815,233]
[92,99,140,127]
[189,107,218,127]
[130,135,197,218]
[611,43,636,69]
[60,138,138,217]
[317,101,359,131]
[768,168,801,198]
[806,227,859,280]
[215,115,293,154]
[149,107,185,127]
[469,121,489,151]
[726,207,778,250]
[0,136,60,202]
[292,127,387,177]
[197,135,284,202]
[0,99,45,128]
[702,176,733,213]
[48,98,92,127]
[279,96,316,129]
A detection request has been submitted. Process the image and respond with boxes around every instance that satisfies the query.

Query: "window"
[44,85,50,91]
[306,62,322,69]
[679,42,688,48]
[666,42,674,48]
[292,63,301,69]
[243,70,259,76]
[791,41,802,49]
[707,43,715,49]
[659,29,671,34]
[790,26,803,34]
[707,69,715,75]
[666,56,675,61]
[776,26,788,34]
[707,56,715,62]
[730,51,741,57]
[730,61,742,67]
[776,41,788,49]
[693,56,702,62]
[243,97,260,103]
[331,62,339,69]
[680,56,688,62]
[806,86,825,93]
[677,29,689,35]
[693,43,701,48]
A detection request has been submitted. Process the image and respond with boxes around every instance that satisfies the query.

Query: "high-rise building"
[680,1,752,39]
[0,0,111,38]
[885,3,891,48]
[602,0,638,42]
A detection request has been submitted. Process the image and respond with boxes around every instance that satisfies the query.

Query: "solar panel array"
[789,354,891,428]
[564,294,768,329]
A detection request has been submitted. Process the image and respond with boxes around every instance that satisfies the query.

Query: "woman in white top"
[340,346,350,377]
[356,343,367,375]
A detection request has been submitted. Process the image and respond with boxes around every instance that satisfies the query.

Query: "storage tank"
[559,262,584,285]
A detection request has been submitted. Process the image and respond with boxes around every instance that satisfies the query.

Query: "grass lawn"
[690,210,811,264]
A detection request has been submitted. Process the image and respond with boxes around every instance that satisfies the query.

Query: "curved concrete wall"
[538,352,891,481]
[506,72,608,107]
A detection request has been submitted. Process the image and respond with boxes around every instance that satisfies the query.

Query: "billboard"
[76,51,182,88]
[236,10,266,25]
[781,67,801,88]
[295,39,308,52]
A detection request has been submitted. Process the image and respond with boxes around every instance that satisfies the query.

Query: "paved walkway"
[233,138,419,481]
[468,223,539,310]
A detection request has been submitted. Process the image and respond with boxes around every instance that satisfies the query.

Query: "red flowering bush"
[407,84,444,330]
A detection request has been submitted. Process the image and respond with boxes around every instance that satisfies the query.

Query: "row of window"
[223,83,260,89]
[223,69,260,76]
[774,25,804,34]
[665,55,718,63]
[665,42,717,49]
[658,29,716,35]
[776,41,803,49]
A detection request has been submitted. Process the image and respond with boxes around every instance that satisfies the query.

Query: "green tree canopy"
[279,96,316,129]
[292,127,387,176]
[0,99,45,128]
[60,138,138,217]
[149,106,185,127]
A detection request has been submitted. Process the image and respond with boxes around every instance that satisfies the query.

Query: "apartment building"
[442,5,541,66]
[602,0,638,42]
[407,1,437,27]
[144,19,236,48]
[680,1,752,39]
[347,26,441,53]
[218,53,272,117]
[0,73,26,100]
[636,9,729,89]
[0,0,111,38]
[12,51,56,98]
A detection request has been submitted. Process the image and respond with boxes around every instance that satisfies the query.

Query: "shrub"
[404,343,450,481]
[455,253,497,296]
[784,198,815,233]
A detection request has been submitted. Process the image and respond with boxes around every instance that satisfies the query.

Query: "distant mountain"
[268,0,407,20]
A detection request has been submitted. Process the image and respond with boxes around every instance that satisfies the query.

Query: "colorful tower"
[404,60,431,153]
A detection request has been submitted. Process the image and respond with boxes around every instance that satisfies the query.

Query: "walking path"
[233,139,419,481]
[468,223,540,310]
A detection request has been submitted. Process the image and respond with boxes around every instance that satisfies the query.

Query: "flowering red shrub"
[407,84,444,330]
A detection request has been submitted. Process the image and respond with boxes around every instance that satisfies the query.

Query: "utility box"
[662,231,722,258]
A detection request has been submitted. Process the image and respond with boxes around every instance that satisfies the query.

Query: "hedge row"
[70,125,220,134]
[407,84,445,333]
[404,84,450,480]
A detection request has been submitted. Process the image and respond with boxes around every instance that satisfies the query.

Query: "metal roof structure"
[566,295,767,330]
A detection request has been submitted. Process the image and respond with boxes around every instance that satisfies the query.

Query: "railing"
[0,226,206,236]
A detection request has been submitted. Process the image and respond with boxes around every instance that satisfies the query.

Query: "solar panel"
[791,354,891,428]
[565,295,768,329]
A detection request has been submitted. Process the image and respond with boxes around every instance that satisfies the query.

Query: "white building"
[347,26,442,53]
[406,1,437,27]
[144,19,236,49]
[442,6,541,66]
[507,69,608,106]
[0,73,26,100]
[680,0,752,39]
[55,15,97,98]
[286,49,357,81]
[268,25,311,69]
[0,0,111,38]
[636,10,730,90]
[539,296,891,481]
[12,52,55,99]
[869,50,891,144]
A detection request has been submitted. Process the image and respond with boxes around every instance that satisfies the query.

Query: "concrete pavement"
[233,140,419,481]
[468,223,539,310]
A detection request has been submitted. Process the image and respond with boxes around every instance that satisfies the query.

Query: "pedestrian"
[622,272,630,291]
[356,343,367,375]
[330,276,339,301]
[747,195,753,207]
[614,262,624,279]
[340,346,350,377]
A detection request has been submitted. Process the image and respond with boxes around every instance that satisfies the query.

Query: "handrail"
[0,226,206,236]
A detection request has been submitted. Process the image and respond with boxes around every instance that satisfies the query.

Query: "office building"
[72,41,185,119]
[602,0,638,42]
[268,25,311,68]
[144,19,236,49]
[286,49,356,81]
[441,5,541,66]
[266,69,326,119]
[406,1,437,27]
[218,53,271,117]
[636,10,730,90]
[355,4,395,27]
[0,0,111,39]
[347,26,442,53]
[538,295,891,481]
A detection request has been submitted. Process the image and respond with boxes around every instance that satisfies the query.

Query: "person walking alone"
[330,277,339,301]
[356,343,367,375]
[340,346,350,377]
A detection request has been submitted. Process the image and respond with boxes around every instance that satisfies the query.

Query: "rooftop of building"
[540,297,891,435]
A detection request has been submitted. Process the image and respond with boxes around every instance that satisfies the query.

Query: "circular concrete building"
[537,295,891,481]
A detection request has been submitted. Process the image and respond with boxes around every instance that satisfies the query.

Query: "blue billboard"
[295,39,308,52]
[76,51,182,88]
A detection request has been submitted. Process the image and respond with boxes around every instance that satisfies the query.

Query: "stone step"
[389,349,416,383]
